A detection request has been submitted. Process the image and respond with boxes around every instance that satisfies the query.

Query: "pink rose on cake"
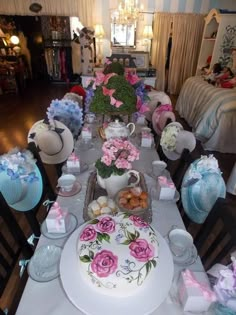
[96,216,115,233]
[91,250,118,277]
[129,215,149,228]
[129,239,155,262]
[80,225,97,241]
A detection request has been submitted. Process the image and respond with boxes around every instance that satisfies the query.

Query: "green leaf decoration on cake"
[122,239,132,245]
[127,230,138,241]
[97,232,110,243]
[90,219,99,225]
[89,250,94,260]
[80,255,92,263]
[150,259,157,268]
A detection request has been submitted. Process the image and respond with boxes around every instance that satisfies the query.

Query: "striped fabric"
[176,76,236,153]
[153,0,220,13]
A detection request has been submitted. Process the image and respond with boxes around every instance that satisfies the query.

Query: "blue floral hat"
[47,98,83,138]
[181,155,226,224]
[0,149,43,212]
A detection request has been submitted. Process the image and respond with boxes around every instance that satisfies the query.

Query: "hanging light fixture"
[111,0,143,25]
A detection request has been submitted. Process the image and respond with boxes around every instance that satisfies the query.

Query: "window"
[111,23,136,47]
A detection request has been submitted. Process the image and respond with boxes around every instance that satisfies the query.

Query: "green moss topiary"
[103,62,125,75]
[90,75,137,114]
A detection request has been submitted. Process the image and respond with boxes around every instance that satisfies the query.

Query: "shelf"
[203,38,216,41]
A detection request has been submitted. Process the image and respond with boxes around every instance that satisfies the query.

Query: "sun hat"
[46,99,83,138]
[181,155,226,224]
[144,91,172,121]
[160,122,196,160]
[28,119,74,164]
[0,149,43,211]
[152,104,176,135]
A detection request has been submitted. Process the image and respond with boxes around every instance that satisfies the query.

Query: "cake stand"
[60,224,174,315]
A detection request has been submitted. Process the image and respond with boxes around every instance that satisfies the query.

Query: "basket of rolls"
[115,186,150,220]
[87,196,118,219]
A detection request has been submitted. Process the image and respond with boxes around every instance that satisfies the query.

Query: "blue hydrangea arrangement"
[47,99,83,138]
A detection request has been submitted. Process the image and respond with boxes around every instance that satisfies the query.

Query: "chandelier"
[111,0,143,25]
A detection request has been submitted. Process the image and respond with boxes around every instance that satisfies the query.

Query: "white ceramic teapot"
[100,119,135,140]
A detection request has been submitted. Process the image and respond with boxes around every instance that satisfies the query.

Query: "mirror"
[111,23,136,47]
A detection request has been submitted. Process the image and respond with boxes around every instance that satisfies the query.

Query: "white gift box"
[66,153,80,173]
[156,176,176,200]
[46,203,69,233]
[141,131,153,148]
[178,270,216,313]
[81,125,92,139]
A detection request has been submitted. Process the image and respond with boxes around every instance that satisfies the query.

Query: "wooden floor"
[0,81,235,312]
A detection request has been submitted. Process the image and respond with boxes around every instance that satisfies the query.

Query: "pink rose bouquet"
[95,138,139,178]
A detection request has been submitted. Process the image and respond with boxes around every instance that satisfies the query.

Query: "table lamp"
[94,24,104,66]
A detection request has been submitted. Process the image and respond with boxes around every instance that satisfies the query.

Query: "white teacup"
[168,228,193,257]
[152,160,167,177]
[57,174,76,192]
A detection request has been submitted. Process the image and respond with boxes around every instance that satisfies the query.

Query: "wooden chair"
[0,193,33,298]
[193,197,236,269]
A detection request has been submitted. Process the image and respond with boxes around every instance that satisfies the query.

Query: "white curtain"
[0,0,94,26]
[168,13,205,95]
[151,13,172,91]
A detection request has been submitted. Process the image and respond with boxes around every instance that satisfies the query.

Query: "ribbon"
[158,176,175,189]
[142,131,153,139]
[49,202,65,230]
[27,233,40,246]
[182,269,217,302]
[43,199,55,211]
[19,259,30,277]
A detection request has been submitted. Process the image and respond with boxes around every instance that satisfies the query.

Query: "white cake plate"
[60,223,174,315]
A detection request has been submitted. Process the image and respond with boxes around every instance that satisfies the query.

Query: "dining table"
[16,119,214,315]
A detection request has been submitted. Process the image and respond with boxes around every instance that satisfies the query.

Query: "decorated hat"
[46,99,83,138]
[181,155,226,224]
[28,119,74,164]
[70,85,86,101]
[0,149,43,211]
[160,122,196,160]
[152,104,176,135]
[63,92,83,108]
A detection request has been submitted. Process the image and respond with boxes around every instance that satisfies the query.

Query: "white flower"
[160,125,181,151]
[197,155,219,172]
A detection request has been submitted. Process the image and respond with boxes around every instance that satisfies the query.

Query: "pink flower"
[101,155,113,166]
[80,225,97,241]
[91,250,118,277]
[129,215,149,228]
[129,239,155,262]
[126,73,141,85]
[96,216,116,233]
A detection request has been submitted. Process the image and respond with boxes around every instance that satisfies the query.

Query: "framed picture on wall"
[130,51,149,70]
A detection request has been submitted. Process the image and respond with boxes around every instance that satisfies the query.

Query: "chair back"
[0,193,33,297]
[194,198,236,269]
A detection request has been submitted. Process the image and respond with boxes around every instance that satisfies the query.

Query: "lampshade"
[143,25,153,39]
[94,24,104,39]
[0,28,6,38]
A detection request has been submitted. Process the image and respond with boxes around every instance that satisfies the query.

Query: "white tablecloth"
[16,124,213,315]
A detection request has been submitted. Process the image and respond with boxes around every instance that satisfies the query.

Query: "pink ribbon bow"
[102,86,123,108]
[95,72,116,86]
[182,269,217,302]
[158,176,175,189]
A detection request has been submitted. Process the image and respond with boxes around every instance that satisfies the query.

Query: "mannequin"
[79,27,95,75]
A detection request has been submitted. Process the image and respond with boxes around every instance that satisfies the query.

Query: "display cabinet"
[196,8,236,75]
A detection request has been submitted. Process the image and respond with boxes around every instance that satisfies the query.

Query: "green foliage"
[95,159,125,179]
[103,62,125,75]
[90,75,137,114]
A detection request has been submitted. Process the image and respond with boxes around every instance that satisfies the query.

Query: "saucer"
[56,181,82,197]
[171,244,198,266]
[40,213,78,239]
[28,245,62,282]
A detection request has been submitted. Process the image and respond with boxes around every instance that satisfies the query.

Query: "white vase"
[97,170,140,197]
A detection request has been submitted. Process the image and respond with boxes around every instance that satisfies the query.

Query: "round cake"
[77,213,159,297]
